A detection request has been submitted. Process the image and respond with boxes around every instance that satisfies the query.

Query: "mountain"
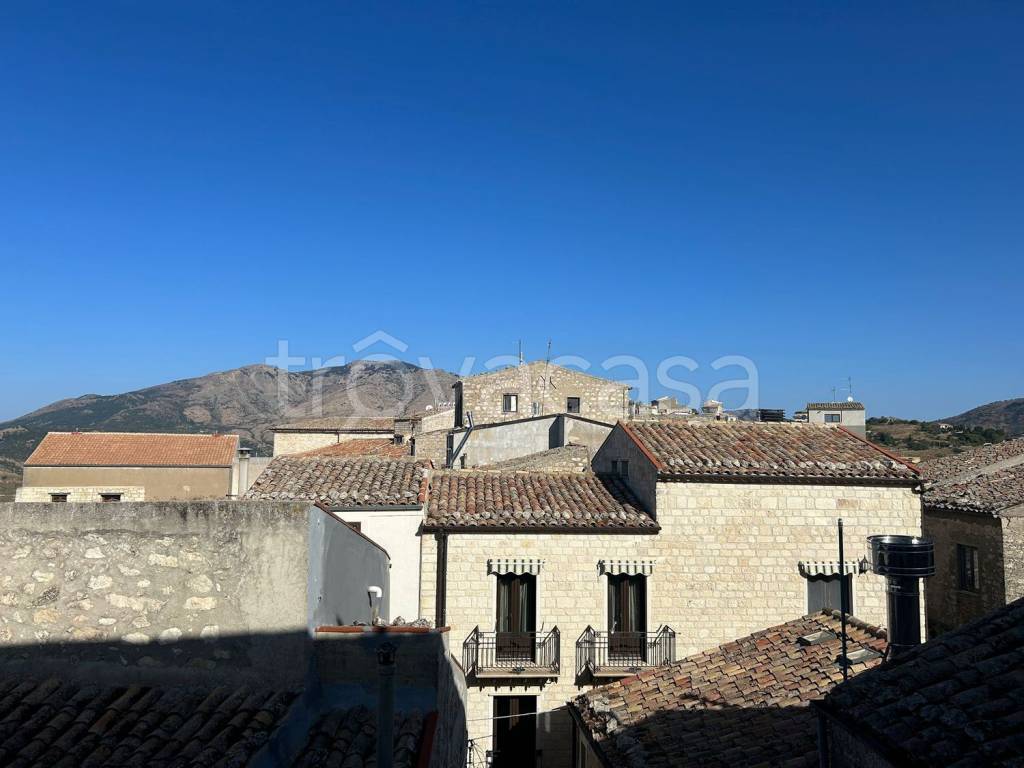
[943,397,1024,436]
[0,361,458,499]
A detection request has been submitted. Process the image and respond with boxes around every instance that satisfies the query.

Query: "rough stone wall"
[417,408,455,434]
[592,424,659,515]
[0,500,386,684]
[421,483,921,765]
[272,431,391,457]
[412,428,449,466]
[457,416,557,467]
[1002,516,1024,608]
[922,507,1005,636]
[479,445,590,473]
[458,363,630,426]
[15,485,145,502]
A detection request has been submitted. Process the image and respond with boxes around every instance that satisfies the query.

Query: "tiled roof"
[243,456,429,507]
[24,431,238,467]
[921,438,1024,515]
[0,677,427,768]
[821,596,1024,767]
[621,421,918,483]
[271,417,395,433]
[0,678,296,767]
[293,438,411,459]
[423,470,657,531]
[475,444,590,472]
[806,401,866,411]
[571,612,887,768]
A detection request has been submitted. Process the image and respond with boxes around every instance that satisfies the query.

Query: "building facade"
[420,422,922,768]
[919,438,1024,636]
[16,431,240,502]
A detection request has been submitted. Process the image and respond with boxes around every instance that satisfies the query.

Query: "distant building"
[16,431,242,502]
[570,611,887,768]
[817,596,1024,768]
[700,399,724,418]
[757,408,786,422]
[793,409,809,422]
[919,438,1024,636]
[650,395,694,415]
[271,416,397,456]
[806,400,866,437]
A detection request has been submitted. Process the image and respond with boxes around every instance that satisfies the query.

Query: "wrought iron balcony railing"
[576,625,676,678]
[462,626,560,678]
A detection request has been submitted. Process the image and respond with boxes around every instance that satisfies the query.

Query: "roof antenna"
[518,340,524,366]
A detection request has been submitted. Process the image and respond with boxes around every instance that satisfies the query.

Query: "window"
[566,397,581,414]
[502,393,518,413]
[957,544,979,591]
[49,493,68,503]
[806,575,853,614]
[611,459,629,479]
[496,573,536,661]
[100,493,122,503]
[824,413,841,423]
[608,573,647,660]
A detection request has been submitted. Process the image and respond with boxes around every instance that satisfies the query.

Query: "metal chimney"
[867,535,935,658]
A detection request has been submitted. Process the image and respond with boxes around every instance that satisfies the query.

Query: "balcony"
[462,627,561,679]
[576,626,676,678]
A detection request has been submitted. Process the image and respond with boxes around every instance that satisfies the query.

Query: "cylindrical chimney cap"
[868,534,936,578]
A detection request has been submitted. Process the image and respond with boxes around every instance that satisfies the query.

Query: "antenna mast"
[540,339,552,415]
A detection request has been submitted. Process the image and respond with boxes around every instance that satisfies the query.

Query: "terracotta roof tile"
[291,706,424,768]
[622,421,918,483]
[423,470,657,531]
[920,438,1024,515]
[24,432,238,467]
[293,438,412,459]
[244,456,429,507]
[572,612,887,768]
[271,417,395,433]
[822,597,1024,767]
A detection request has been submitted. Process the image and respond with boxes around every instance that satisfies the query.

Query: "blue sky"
[1,3,1022,421]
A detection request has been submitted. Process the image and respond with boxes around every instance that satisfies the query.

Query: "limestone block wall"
[15,485,145,502]
[421,482,921,766]
[413,428,449,466]
[923,507,1005,636]
[1002,516,1024,608]
[457,363,630,426]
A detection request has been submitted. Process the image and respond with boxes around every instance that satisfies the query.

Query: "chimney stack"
[867,535,935,658]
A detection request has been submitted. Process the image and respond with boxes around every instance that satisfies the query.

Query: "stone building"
[816,595,1024,767]
[919,438,1024,636]
[271,416,397,456]
[805,401,867,437]
[244,454,431,620]
[419,422,921,768]
[16,431,240,502]
[570,611,887,768]
[0,499,466,767]
[453,361,632,428]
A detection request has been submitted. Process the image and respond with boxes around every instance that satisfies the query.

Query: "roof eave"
[655,472,919,487]
[418,522,661,535]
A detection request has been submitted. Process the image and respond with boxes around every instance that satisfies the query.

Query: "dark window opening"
[50,493,68,503]
[492,695,537,768]
[611,459,629,479]
[100,493,122,503]
[502,393,518,413]
[495,573,536,661]
[957,544,979,591]
[824,413,841,423]
[806,574,853,614]
[608,573,647,661]
[454,383,464,428]
[566,397,581,414]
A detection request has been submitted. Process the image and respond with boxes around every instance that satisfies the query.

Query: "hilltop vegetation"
[867,417,1008,459]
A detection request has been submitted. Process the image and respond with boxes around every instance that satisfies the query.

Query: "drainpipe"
[377,642,396,768]
[447,411,474,468]
[435,532,448,628]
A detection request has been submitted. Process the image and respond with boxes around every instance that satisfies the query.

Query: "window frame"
[957,543,980,592]
[805,574,854,614]
[502,393,519,413]
[100,493,122,503]
[566,396,581,414]
[49,493,68,503]
[824,413,842,423]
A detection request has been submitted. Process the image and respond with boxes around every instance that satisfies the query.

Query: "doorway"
[492,695,537,768]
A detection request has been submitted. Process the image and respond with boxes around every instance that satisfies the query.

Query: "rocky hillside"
[0,361,457,499]
[943,397,1024,437]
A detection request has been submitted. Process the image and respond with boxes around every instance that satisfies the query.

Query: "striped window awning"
[598,559,656,576]
[798,559,869,578]
[487,558,544,576]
